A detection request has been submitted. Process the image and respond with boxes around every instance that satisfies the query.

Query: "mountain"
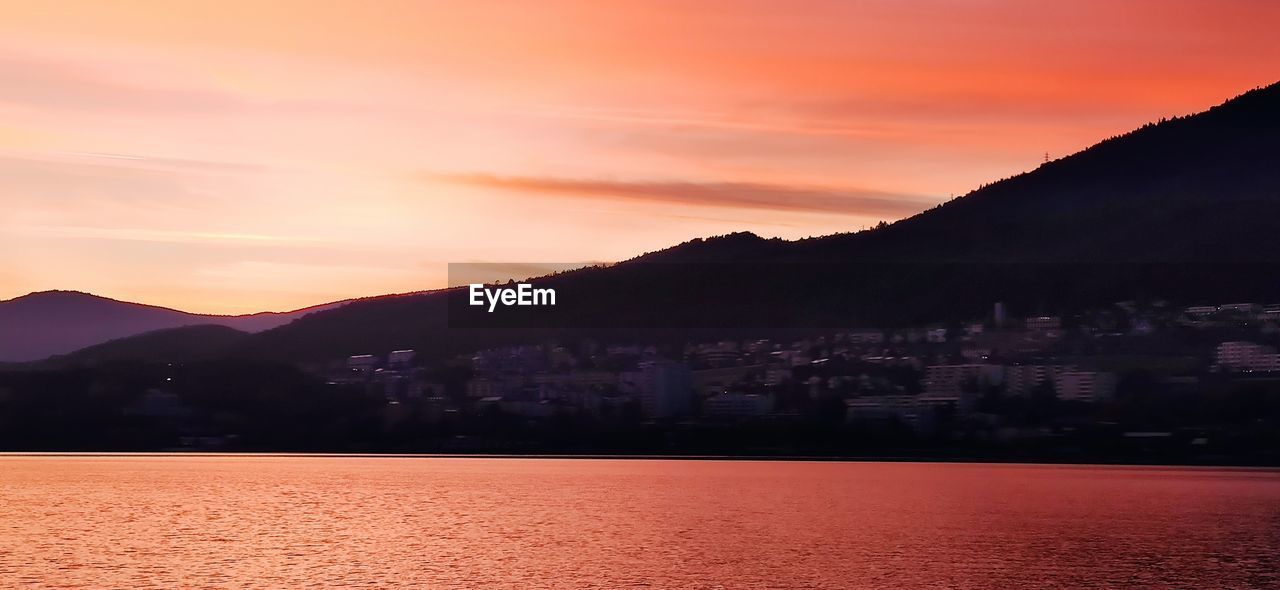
[0,291,344,362]
[32,82,1280,365]
[785,81,1280,262]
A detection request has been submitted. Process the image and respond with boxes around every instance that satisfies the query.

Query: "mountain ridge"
[0,290,348,362]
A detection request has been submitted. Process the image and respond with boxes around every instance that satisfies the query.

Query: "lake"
[1,456,1277,589]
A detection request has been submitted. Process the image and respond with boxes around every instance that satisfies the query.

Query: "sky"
[1,1,1278,313]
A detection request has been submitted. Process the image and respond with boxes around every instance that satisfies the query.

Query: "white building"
[1005,364,1075,396]
[347,354,378,372]
[1215,341,1280,372]
[387,349,416,369]
[960,344,992,361]
[1056,371,1117,402]
[1025,316,1062,332]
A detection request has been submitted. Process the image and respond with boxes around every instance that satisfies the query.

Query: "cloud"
[0,54,357,117]
[523,105,896,139]
[14,225,332,247]
[0,154,201,211]
[54,151,269,174]
[0,152,270,222]
[0,151,273,210]
[446,174,935,217]
[0,55,244,113]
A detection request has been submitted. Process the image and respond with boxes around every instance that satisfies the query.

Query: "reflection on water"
[1,456,1278,589]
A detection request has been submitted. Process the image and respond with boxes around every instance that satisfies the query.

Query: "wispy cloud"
[0,55,244,113]
[522,105,899,139]
[0,152,268,223]
[16,225,332,247]
[0,153,201,211]
[0,54,360,117]
[53,151,269,174]
[446,174,936,217]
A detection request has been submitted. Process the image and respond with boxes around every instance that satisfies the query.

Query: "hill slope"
[793,82,1280,262]
[40,324,251,366]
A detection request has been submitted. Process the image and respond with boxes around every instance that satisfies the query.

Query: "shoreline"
[2,451,1278,469]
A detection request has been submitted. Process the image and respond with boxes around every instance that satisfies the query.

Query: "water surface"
[2,456,1277,589]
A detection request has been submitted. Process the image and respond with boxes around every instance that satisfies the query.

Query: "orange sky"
[1,0,1278,313]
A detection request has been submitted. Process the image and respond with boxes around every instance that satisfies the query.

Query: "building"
[844,395,934,433]
[499,396,558,418]
[899,329,926,343]
[695,341,741,367]
[1004,364,1075,396]
[925,327,948,343]
[347,354,378,372]
[959,343,991,361]
[529,370,616,388]
[764,366,791,385]
[407,380,445,399]
[622,361,693,419]
[466,377,518,398]
[923,364,1002,397]
[387,349,416,369]
[1056,371,1117,402]
[1025,316,1061,332]
[1215,341,1280,372]
[373,368,410,401]
[846,329,886,345]
[703,392,773,418]
[693,365,762,394]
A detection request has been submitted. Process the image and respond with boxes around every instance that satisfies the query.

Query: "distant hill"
[33,81,1280,366]
[0,291,344,362]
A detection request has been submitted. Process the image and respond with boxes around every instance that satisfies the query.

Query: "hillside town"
[316,300,1280,448]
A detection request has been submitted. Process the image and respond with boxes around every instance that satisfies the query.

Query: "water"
[1,456,1277,589]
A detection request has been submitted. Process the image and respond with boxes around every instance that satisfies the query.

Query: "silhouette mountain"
[32,82,1280,365]
[0,291,345,362]
[786,82,1280,262]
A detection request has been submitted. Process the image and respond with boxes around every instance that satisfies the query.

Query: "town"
[297,299,1280,458]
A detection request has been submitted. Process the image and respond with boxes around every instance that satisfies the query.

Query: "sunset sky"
[1,1,1278,313]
